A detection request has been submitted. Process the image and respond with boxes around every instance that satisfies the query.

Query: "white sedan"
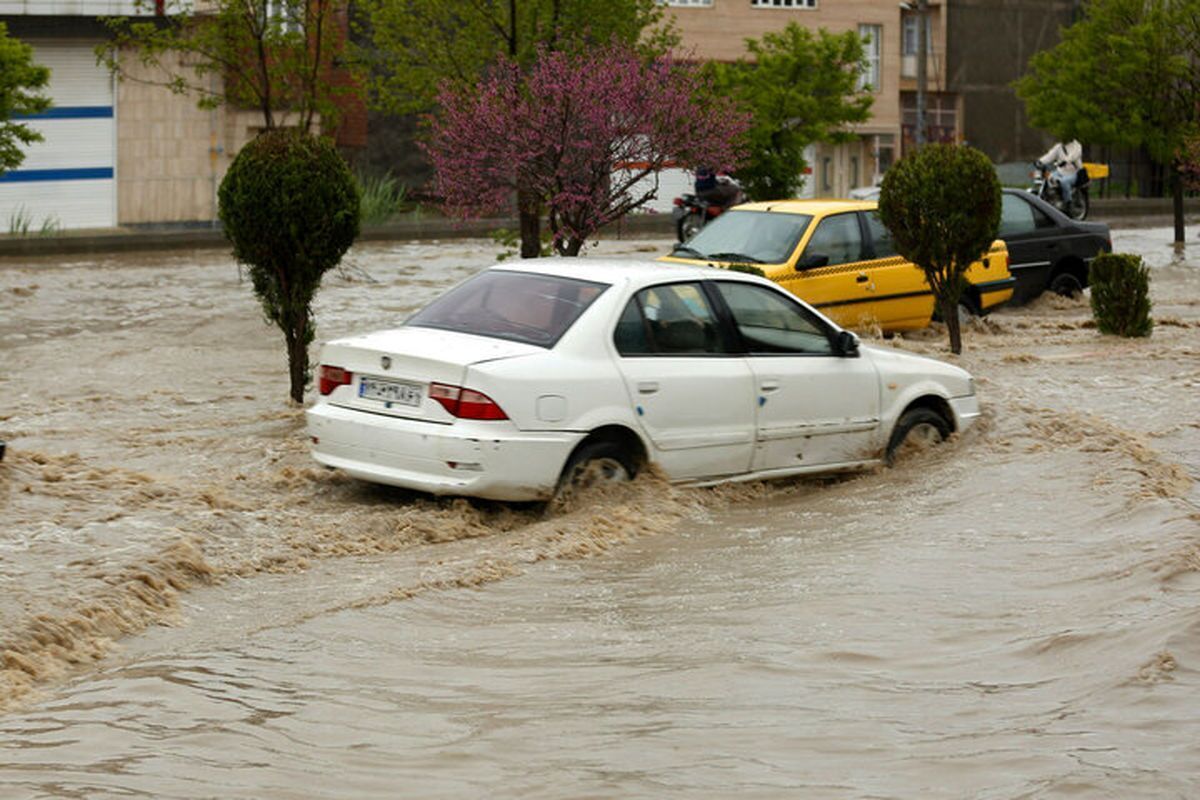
[307,260,980,501]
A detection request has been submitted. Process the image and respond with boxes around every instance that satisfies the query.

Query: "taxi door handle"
[637,381,659,395]
[856,273,870,283]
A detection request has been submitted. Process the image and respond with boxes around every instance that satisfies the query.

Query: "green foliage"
[1089,253,1153,337]
[355,171,408,225]
[706,23,873,201]
[877,143,1001,354]
[0,22,51,176]
[99,0,354,132]
[219,129,360,402]
[490,227,552,262]
[1015,0,1200,238]
[358,0,677,115]
[7,205,60,236]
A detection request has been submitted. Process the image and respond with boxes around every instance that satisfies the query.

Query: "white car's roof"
[488,257,754,287]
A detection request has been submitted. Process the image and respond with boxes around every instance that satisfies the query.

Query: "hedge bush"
[219,129,360,402]
[1089,252,1152,337]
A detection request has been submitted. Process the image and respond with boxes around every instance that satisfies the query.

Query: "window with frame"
[714,282,834,355]
[751,0,818,8]
[804,213,865,267]
[659,0,713,6]
[901,14,933,56]
[864,212,898,259]
[858,24,882,92]
[265,0,302,32]
[613,283,731,356]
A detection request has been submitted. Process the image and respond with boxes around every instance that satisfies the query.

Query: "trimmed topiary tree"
[1089,253,1153,338]
[877,143,1002,354]
[219,129,360,403]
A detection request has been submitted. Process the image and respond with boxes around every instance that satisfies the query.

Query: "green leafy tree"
[98,0,354,132]
[1015,0,1200,244]
[707,23,873,201]
[877,144,1001,355]
[0,22,51,175]
[358,0,676,257]
[358,0,676,115]
[219,130,360,403]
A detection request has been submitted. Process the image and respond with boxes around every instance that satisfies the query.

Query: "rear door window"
[613,282,734,356]
[863,211,898,259]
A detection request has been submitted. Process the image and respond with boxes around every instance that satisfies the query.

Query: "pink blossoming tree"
[424,42,748,257]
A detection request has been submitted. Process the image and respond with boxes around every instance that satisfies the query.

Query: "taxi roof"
[732,198,877,215]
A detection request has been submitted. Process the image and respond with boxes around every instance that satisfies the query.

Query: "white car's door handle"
[760,380,781,392]
[637,381,660,395]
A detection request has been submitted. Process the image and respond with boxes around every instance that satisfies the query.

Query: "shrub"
[219,129,360,403]
[1089,253,1153,337]
[877,143,1001,354]
[356,171,407,225]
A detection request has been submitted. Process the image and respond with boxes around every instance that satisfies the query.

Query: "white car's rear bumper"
[306,402,583,501]
[949,394,982,433]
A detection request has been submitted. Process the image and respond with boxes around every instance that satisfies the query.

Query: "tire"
[678,212,704,243]
[555,440,636,498]
[1066,191,1088,221]
[1049,271,1083,298]
[885,407,951,466]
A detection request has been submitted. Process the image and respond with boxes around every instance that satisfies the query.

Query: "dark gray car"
[999,189,1112,304]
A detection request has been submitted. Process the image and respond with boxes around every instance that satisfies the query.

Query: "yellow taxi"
[660,199,1014,333]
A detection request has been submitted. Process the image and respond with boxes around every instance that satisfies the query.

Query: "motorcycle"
[672,177,745,242]
[1029,161,1104,221]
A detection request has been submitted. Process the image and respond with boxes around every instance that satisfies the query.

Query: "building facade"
[663,0,955,198]
[0,1,364,231]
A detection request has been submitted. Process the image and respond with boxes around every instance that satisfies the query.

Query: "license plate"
[358,377,422,406]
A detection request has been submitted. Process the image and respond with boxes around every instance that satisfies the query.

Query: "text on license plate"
[359,377,422,406]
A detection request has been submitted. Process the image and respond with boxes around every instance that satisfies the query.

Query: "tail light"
[429,383,509,420]
[673,197,684,207]
[318,365,353,395]
[706,206,722,217]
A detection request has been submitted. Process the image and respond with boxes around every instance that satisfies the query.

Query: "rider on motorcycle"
[1037,139,1083,207]
[693,167,742,210]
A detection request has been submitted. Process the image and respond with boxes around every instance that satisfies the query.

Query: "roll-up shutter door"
[0,40,116,230]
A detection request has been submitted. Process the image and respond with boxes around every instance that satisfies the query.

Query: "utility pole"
[915,0,927,147]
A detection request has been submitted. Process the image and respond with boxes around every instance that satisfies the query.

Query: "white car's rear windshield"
[407,270,609,348]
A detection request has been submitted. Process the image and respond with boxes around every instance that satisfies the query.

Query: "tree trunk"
[518,189,541,258]
[285,319,309,405]
[1172,170,1185,245]
[941,294,963,355]
[561,235,584,256]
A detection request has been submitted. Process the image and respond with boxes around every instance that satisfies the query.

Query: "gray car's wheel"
[1049,271,1083,298]
[885,407,951,466]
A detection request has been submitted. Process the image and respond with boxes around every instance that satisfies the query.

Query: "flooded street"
[1,230,1199,798]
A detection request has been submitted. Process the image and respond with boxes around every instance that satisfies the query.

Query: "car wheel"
[885,407,951,466]
[555,440,636,499]
[678,212,704,242]
[1049,272,1083,298]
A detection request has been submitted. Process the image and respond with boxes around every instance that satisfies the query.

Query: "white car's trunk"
[319,327,541,423]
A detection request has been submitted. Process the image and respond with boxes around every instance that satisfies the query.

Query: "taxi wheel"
[556,441,635,495]
[885,407,951,466]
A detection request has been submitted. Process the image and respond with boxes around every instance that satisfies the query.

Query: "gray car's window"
[408,270,607,348]
[614,282,732,356]
[683,210,812,264]
[715,282,834,356]
[999,193,1038,236]
[804,213,864,267]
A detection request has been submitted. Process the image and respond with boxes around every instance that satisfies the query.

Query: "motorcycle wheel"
[677,212,704,243]
[1066,191,1088,221]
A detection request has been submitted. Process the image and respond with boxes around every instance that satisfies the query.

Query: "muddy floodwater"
[1,230,1199,798]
